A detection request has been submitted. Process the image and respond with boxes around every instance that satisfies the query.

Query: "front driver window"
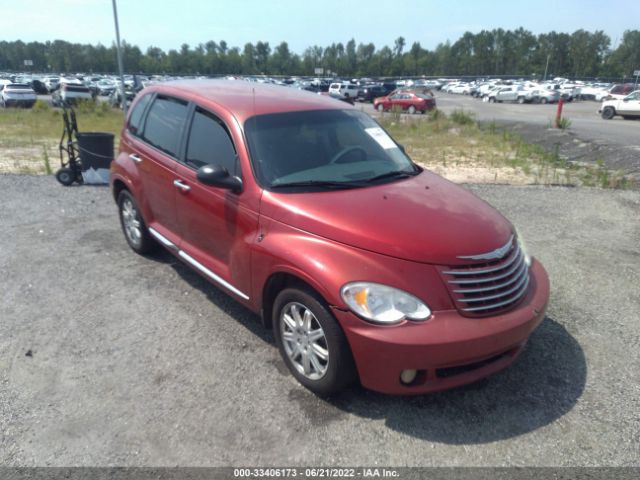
[185,107,238,175]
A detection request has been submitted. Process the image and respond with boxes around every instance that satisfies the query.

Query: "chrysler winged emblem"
[457,235,514,261]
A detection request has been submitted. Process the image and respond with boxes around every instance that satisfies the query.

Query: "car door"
[388,93,402,109]
[173,105,257,302]
[502,88,516,101]
[399,93,412,110]
[130,94,189,245]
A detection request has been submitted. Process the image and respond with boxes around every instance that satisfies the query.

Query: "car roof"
[147,80,352,123]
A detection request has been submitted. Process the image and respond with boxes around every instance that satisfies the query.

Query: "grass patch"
[379,110,635,189]
[0,105,124,174]
[1,104,635,189]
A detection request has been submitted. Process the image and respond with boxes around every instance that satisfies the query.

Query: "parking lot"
[1,175,638,466]
[363,94,640,178]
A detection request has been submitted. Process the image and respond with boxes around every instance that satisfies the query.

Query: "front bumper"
[333,259,550,395]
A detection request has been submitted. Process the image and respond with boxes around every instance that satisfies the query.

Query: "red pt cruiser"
[110,81,549,396]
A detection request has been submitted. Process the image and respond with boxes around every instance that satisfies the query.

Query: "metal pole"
[111,0,127,114]
[543,54,550,82]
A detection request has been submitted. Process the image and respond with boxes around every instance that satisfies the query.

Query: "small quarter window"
[127,93,152,136]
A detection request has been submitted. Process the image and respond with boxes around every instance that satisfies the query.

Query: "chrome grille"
[439,237,530,317]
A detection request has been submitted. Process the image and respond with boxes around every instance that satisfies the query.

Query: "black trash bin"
[76,132,114,184]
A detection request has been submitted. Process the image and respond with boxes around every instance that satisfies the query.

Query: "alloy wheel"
[280,302,329,380]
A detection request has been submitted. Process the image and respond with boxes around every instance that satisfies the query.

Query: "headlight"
[516,230,532,267]
[340,282,431,324]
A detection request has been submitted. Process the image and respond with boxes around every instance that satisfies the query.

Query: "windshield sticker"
[365,127,397,150]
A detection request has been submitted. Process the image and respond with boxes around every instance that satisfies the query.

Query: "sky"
[2,0,639,54]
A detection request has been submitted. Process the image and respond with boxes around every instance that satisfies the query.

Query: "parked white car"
[0,83,37,108]
[599,91,640,119]
[43,76,60,92]
[51,83,93,106]
[328,83,358,99]
[449,83,472,94]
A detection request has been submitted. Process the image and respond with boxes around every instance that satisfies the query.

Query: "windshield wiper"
[270,180,367,189]
[364,168,420,183]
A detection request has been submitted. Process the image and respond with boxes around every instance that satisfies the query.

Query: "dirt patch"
[0,143,56,175]
[498,121,640,181]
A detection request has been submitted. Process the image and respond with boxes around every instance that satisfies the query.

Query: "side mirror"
[196,164,243,193]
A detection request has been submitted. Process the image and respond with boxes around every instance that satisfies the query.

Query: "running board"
[148,227,250,301]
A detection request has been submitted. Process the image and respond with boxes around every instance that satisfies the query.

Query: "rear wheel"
[407,105,416,114]
[601,107,615,120]
[376,104,384,112]
[273,287,356,396]
[540,97,548,104]
[117,190,156,254]
[517,96,525,104]
[489,97,496,103]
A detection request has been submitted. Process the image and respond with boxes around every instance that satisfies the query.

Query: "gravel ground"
[0,175,638,467]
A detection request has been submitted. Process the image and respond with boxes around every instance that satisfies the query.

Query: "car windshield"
[244,109,419,190]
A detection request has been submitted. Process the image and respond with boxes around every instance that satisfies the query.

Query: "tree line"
[1,28,639,79]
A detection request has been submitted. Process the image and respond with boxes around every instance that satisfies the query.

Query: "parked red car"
[111,81,549,396]
[374,91,436,114]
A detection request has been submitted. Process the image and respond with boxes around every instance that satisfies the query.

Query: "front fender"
[250,217,453,314]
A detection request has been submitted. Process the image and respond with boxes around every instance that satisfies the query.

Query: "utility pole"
[111,0,127,114]
[543,54,550,82]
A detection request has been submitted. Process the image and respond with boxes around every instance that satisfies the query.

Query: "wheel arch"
[261,271,329,330]
[112,178,128,202]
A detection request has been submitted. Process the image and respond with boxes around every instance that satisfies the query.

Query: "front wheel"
[517,96,525,104]
[601,107,615,120]
[273,287,356,396]
[540,97,548,104]
[376,104,384,112]
[489,97,496,103]
[407,105,416,114]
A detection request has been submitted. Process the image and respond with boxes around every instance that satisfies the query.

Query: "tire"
[407,105,416,114]
[517,96,525,104]
[601,107,615,120]
[376,104,384,112]
[273,287,356,396]
[489,97,496,103]
[55,168,76,186]
[117,190,156,254]
[540,97,548,104]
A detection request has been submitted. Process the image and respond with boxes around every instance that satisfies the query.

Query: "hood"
[260,171,513,265]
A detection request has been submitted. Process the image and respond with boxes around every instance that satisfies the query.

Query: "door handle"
[173,179,191,192]
[129,153,142,163]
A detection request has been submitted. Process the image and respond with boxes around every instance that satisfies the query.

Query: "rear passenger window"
[127,93,152,136]
[142,96,188,157]
[185,107,238,174]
